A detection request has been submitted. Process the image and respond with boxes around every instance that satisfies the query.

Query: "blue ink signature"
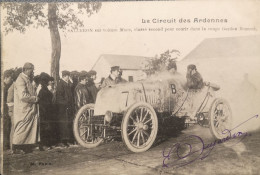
[162,114,258,168]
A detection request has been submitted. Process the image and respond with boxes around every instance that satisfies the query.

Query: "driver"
[186,64,204,89]
[101,66,120,88]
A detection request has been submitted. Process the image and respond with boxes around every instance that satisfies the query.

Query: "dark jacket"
[86,80,98,103]
[56,79,73,108]
[187,71,204,89]
[38,85,53,121]
[74,83,92,112]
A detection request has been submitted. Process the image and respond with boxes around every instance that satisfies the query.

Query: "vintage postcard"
[1,1,260,175]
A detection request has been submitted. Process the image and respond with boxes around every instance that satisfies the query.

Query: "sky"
[1,1,260,75]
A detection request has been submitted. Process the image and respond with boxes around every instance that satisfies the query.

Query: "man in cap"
[13,62,39,153]
[74,72,92,112]
[186,64,204,89]
[56,70,73,147]
[86,70,98,102]
[101,66,120,88]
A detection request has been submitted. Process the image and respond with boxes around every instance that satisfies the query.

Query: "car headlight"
[104,110,113,123]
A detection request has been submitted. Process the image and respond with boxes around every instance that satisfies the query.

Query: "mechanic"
[116,69,128,83]
[101,66,120,88]
[186,64,204,89]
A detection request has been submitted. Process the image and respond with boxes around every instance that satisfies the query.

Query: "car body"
[73,73,232,152]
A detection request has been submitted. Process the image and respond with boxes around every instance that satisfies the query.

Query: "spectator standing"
[86,70,98,103]
[74,72,92,112]
[56,70,73,147]
[3,69,14,150]
[13,63,39,153]
[7,67,23,152]
[38,72,54,150]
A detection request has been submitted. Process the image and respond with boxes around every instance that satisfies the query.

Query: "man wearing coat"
[38,72,54,149]
[13,63,39,153]
[56,70,73,147]
[74,72,92,112]
[186,64,204,89]
[86,70,98,103]
[101,66,120,88]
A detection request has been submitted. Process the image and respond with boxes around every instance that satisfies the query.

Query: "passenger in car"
[186,64,204,89]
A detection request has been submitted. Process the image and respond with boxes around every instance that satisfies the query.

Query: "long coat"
[38,85,54,145]
[13,73,39,144]
[56,79,74,141]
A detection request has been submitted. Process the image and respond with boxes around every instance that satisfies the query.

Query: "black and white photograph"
[1,1,260,175]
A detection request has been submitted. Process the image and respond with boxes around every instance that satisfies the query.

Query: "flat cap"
[62,70,70,77]
[88,70,97,76]
[23,62,34,70]
[80,71,91,78]
[111,66,120,72]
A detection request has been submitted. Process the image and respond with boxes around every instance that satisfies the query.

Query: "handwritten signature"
[162,114,258,168]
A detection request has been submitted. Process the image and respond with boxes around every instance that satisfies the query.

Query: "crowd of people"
[3,60,203,154]
[3,63,127,154]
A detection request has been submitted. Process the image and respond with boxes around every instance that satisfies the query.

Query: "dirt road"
[3,125,260,175]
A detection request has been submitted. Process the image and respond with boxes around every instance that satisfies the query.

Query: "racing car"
[73,73,232,152]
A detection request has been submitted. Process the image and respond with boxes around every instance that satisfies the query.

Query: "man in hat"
[3,69,14,150]
[86,70,98,102]
[56,70,73,147]
[74,72,92,112]
[13,62,39,153]
[186,64,204,89]
[101,66,120,88]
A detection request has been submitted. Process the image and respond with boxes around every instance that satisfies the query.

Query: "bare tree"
[2,2,102,83]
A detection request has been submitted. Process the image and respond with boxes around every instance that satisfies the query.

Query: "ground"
[3,125,260,175]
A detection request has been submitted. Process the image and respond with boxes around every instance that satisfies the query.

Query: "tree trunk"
[48,3,61,85]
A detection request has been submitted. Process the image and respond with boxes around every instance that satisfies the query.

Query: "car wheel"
[209,98,232,139]
[73,103,103,148]
[121,102,158,152]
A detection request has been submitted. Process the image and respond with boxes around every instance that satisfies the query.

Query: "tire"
[73,103,103,148]
[209,98,232,139]
[121,102,158,152]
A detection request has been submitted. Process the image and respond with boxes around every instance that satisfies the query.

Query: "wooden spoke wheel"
[209,98,232,139]
[73,103,103,148]
[121,102,158,152]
